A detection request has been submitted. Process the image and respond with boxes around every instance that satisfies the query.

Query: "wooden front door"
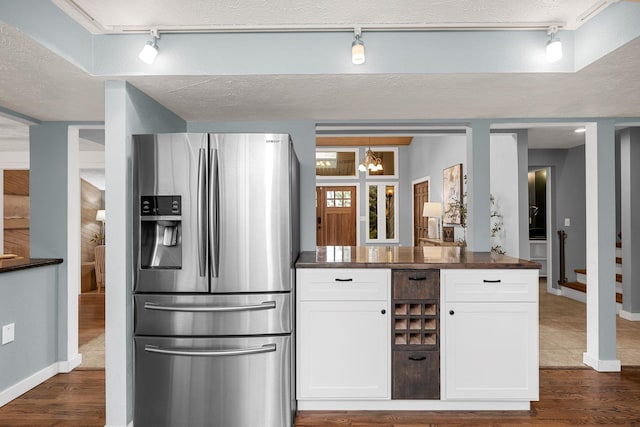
[316,186,357,246]
[413,180,429,245]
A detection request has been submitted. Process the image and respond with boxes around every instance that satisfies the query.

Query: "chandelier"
[358,147,383,172]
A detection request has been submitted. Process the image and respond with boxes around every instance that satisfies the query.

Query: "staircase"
[561,243,623,309]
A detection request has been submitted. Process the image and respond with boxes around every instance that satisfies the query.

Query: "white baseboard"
[0,363,58,407]
[561,287,587,303]
[583,352,621,372]
[58,353,83,373]
[547,288,563,296]
[620,310,640,321]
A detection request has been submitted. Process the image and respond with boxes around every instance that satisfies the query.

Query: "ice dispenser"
[139,195,182,269]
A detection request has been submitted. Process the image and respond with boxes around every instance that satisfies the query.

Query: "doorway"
[413,178,429,245]
[316,185,357,246]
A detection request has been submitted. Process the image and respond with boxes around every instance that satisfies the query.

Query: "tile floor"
[539,279,640,367]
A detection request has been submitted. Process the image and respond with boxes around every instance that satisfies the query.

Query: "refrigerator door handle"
[209,148,220,278]
[144,343,276,357]
[197,147,207,277]
[144,300,277,312]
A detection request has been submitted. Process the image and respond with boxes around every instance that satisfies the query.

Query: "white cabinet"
[442,269,539,401]
[297,269,390,400]
[529,240,547,277]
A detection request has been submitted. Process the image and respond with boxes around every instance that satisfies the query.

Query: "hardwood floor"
[78,292,105,348]
[1,368,640,426]
[2,286,640,426]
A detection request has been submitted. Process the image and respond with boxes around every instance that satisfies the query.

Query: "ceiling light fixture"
[352,28,365,65]
[139,29,159,64]
[358,147,383,172]
[545,26,562,63]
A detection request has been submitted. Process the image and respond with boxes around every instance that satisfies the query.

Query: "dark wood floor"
[2,292,640,426]
[1,367,640,426]
[78,292,105,348]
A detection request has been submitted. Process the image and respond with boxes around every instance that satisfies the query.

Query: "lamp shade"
[422,202,442,218]
[96,209,106,222]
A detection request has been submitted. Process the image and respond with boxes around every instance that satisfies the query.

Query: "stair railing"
[557,230,568,285]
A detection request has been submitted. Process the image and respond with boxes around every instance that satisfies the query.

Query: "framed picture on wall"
[443,163,463,224]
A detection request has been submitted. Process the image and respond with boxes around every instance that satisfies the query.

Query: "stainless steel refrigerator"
[132,133,299,427]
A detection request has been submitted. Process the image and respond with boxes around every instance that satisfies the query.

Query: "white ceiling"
[0,0,639,151]
[54,0,607,32]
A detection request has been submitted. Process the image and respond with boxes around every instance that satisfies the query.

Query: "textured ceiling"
[0,1,639,152]
[54,0,607,32]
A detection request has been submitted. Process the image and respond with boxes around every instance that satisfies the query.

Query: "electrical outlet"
[2,323,15,345]
[565,218,571,226]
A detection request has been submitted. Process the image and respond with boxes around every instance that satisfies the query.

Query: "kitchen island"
[295,246,540,411]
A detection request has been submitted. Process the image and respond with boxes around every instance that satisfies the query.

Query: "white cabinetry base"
[297,400,531,411]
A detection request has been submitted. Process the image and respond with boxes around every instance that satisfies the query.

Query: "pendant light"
[358,147,383,172]
[352,28,365,65]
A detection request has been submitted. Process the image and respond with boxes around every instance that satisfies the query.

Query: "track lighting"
[352,28,365,65]
[545,26,562,63]
[139,29,159,64]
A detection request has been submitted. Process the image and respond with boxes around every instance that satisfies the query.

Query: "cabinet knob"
[449,310,455,315]
[381,309,386,315]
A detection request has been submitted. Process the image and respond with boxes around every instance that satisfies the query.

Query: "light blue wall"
[408,135,467,241]
[105,81,186,426]
[529,146,587,285]
[187,121,316,250]
[29,122,69,359]
[0,265,58,393]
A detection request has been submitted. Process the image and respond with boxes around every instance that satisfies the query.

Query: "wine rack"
[391,269,440,399]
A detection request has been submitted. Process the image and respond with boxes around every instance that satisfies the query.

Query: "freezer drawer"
[134,335,292,427]
[134,293,291,336]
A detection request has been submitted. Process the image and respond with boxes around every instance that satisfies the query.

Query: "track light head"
[139,29,159,64]
[351,28,365,65]
[546,26,562,63]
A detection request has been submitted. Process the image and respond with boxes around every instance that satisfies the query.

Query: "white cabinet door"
[443,302,539,400]
[297,301,390,399]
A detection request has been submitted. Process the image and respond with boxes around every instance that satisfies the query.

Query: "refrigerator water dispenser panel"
[140,196,182,269]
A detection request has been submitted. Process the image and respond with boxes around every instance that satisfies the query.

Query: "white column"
[620,127,640,320]
[466,121,491,251]
[583,120,620,372]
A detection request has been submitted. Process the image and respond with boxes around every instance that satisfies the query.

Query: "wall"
[187,121,316,250]
[0,265,58,405]
[29,123,70,362]
[407,135,467,242]
[105,81,187,427]
[490,134,520,256]
[529,146,586,285]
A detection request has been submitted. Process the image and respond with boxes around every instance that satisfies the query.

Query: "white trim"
[0,363,59,407]
[544,166,554,291]
[58,353,83,373]
[365,182,400,244]
[0,152,29,169]
[0,169,3,253]
[297,400,530,411]
[315,147,359,180]
[67,126,81,361]
[315,182,360,245]
[620,310,640,321]
[411,176,430,246]
[582,352,621,372]
[66,124,104,372]
[561,286,587,303]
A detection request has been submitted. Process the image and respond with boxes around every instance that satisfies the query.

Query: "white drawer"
[442,269,538,303]
[297,268,390,301]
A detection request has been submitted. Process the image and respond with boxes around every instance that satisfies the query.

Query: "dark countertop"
[296,246,540,269]
[0,258,63,274]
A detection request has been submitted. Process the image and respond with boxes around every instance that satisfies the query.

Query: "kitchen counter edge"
[0,258,64,274]
[295,247,540,270]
